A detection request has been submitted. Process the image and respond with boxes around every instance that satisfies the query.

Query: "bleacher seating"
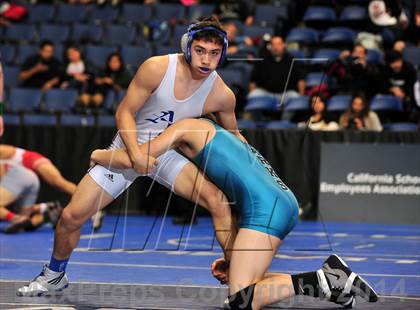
[7,88,42,113]
[22,114,57,126]
[1,2,416,129]
[44,89,78,113]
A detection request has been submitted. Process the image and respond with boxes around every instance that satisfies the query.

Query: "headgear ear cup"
[181,33,190,63]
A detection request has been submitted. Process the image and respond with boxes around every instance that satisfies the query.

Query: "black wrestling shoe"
[44,201,64,228]
[318,255,378,308]
[4,219,33,234]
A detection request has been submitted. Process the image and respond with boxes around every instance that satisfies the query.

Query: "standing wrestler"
[18,16,243,296]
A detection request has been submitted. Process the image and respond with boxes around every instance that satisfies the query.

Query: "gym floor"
[1,215,419,309]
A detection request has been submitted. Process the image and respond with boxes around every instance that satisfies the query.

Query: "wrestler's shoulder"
[208,76,236,109]
[136,55,169,76]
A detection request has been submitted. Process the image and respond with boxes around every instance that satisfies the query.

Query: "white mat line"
[0,258,419,279]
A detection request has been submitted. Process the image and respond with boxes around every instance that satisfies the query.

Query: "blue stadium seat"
[265,120,297,129]
[305,72,328,88]
[72,24,103,44]
[339,6,367,22]
[89,5,119,24]
[22,114,57,126]
[61,115,95,126]
[39,24,70,44]
[116,90,126,103]
[55,4,87,24]
[244,96,278,112]
[403,47,420,67]
[242,25,274,38]
[366,49,384,64]
[53,44,65,62]
[284,96,310,112]
[85,46,118,69]
[8,88,42,113]
[0,45,16,64]
[287,49,305,59]
[155,4,185,21]
[383,123,418,132]
[3,114,20,126]
[322,27,356,44]
[173,25,188,47]
[155,45,179,56]
[3,66,20,89]
[44,89,78,113]
[303,7,336,23]
[188,4,215,22]
[27,4,55,23]
[286,28,318,45]
[370,95,403,111]
[121,46,152,70]
[237,119,258,129]
[5,25,36,42]
[312,49,341,62]
[16,45,38,65]
[104,25,137,46]
[121,4,152,24]
[103,91,116,113]
[97,115,116,127]
[254,5,287,25]
[327,95,352,112]
[218,69,243,88]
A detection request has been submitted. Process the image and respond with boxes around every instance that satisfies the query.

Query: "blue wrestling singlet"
[191,121,299,239]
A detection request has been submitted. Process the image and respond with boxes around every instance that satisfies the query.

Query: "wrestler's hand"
[211,257,229,285]
[131,153,158,175]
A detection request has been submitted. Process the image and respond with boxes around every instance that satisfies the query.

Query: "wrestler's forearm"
[223,215,239,262]
[91,149,132,169]
[115,109,142,161]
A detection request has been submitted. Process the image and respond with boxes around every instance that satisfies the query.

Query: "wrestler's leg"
[35,163,77,195]
[228,229,294,310]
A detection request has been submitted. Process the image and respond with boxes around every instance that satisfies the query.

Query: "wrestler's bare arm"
[207,78,247,142]
[115,56,167,166]
[90,119,213,173]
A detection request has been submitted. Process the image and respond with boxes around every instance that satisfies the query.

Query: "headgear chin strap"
[181,23,228,67]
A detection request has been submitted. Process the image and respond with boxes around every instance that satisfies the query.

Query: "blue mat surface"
[1,216,419,297]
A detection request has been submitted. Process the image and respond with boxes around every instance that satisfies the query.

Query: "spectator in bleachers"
[393,40,406,53]
[248,35,305,106]
[224,21,254,57]
[339,94,382,131]
[83,52,131,108]
[334,44,381,99]
[300,95,339,131]
[214,0,254,26]
[381,50,418,121]
[18,40,61,91]
[368,0,408,43]
[60,45,93,93]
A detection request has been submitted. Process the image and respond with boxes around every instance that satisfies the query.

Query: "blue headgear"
[181,23,228,67]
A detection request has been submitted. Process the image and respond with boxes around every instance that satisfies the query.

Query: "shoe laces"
[331,285,344,292]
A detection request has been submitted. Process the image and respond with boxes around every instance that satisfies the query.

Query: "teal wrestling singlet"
[192,121,299,239]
